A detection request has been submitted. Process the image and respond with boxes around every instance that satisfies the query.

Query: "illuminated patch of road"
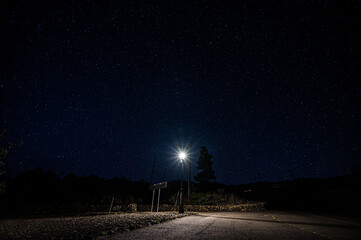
[267,213,333,240]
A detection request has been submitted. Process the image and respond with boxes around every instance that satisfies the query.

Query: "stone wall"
[137,203,265,212]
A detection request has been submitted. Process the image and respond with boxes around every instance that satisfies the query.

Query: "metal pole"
[174,190,179,211]
[108,196,114,214]
[150,157,156,184]
[157,189,161,212]
[151,189,155,212]
[179,161,184,213]
[188,161,191,198]
[187,139,192,198]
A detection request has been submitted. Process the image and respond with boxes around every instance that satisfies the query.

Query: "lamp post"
[178,151,186,213]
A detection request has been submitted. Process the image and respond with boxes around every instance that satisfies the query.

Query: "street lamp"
[178,150,186,213]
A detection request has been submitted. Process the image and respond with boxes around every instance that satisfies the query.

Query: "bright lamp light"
[178,151,186,161]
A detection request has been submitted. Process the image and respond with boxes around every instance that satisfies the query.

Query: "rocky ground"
[0,212,191,240]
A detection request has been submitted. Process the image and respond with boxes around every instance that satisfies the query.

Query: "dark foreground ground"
[102,212,361,240]
[0,212,190,240]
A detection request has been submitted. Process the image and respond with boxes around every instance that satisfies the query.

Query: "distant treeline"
[0,168,151,216]
[245,174,361,215]
[0,168,360,217]
[0,168,249,217]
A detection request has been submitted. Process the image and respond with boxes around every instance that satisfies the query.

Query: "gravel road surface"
[0,212,189,240]
[102,211,361,240]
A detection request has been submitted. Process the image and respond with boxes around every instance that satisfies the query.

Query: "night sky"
[1,1,360,185]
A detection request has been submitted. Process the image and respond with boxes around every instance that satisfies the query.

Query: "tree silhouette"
[0,130,22,194]
[194,146,216,183]
[0,130,8,194]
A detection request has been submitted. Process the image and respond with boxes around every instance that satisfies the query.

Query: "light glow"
[178,151,187,161]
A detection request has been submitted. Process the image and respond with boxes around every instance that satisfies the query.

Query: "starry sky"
[1,0,360,184]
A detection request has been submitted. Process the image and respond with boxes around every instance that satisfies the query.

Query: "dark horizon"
[1,1,360,185]
[4,166,360,185]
